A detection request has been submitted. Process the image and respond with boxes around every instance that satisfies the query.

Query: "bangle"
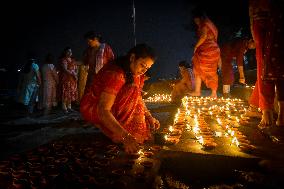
[145,111,151,118]
[121,132,131,142]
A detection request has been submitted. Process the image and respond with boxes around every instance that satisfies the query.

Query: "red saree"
[193,18,220,91]
[59,57,78,102]
[80,63,150,143]
[249,0,275,110]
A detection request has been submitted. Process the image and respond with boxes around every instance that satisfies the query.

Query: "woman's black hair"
[192,8,207,19]
[44,53,54,64]
[84,30,102,41]
[115,43,156,84]
[23,58,35,73]
[178,60,189,68]
[59,46,72,59]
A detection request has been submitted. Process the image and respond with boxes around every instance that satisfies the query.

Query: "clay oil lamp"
[77,174,92,185]
[140,160,153,169]
[28,162,42,172]
[10,154,22,162]
[46,167,59,179]
[44,156,55,163]
[11,170,27,179]
[94,176,109,186]
[133,172,146,182]
[0,160,10,169]
[111,179,128,188]
[106,144,119,151]
[26,155,41,163]
[203,141,217,150]
[124,159,135,169]
[110,168,126,179]
[126,153,140,160]
[12,178,29,189]
[28,170,42,183]
[94,159,110,167]
[0,166,11,177]
[84,149,96,159]
[143,151,154,158]
[54,152,66,159]
[150,145,162,152]
[239,143,256,153]
[37,146,50,155]
[164,134,180,144]
[54,157,69,164]
[75,157,88,167]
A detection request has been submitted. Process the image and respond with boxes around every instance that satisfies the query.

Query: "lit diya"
[111,179,128,188]
[140,160,153,169]
[111,168,126,178]
[12,178,29,189]
[12,170,27,179]
[239,143,256,152]
[143,151,154,158]
[203,141,217,150]
[94,176,109,186]
[164,135,180,144]
[150,145,162,152]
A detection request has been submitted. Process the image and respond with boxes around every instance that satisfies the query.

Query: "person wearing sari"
[77,61,89,103]
[248,0,284,128]
[190,11,220,98]
[83,31,114,94]
[59,47,78,113]
[40,54,58,115]
[171,61,195,103]
[17,58,41,115]
[80,44,160,153]
[220,37,255,97]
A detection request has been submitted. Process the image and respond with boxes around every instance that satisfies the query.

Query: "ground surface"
[1,81,284,189]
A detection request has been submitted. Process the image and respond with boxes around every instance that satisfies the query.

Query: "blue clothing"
[18,63,40,106]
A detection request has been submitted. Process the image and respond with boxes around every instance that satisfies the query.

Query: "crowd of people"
[15,0,283,153]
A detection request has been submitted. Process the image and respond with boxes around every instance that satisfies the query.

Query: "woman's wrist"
[121,132,132,143]
[145,111,152,118]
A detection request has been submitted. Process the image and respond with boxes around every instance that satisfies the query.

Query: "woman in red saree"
[80,44,160,153]
[58,47,78,113]
[248,0,284,127]
[190,11,220,98]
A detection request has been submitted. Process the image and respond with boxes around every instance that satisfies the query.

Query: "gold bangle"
[121,133,131,142]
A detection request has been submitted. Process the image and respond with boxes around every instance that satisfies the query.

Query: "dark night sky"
[1,0,250,81]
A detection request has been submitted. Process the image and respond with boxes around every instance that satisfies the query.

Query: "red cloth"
[248,0,284,110]
[80,63,150,143]
[83,44,114,94]
[59,57,78,102]
[221,39,249,85]
[193,18,220,91]
[249,0,275,110]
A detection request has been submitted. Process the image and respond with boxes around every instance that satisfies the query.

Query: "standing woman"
[59,47,78,113]
[190,10,220,98]
[248,0,284,127]
[41,54,58,115]
[17,57,41,115]
[80,44,160,153]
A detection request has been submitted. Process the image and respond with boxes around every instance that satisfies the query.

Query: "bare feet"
[189,91,201,96]
[210,91,217,98]
[210,93,217,98]
[258,110,274,129]
[276,116,284,126]
[244,106,262,118]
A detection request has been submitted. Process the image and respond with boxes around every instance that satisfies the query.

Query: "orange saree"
[193,18,220,91]
[80,63,150,143]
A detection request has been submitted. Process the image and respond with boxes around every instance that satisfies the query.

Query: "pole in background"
[132,0,136,46]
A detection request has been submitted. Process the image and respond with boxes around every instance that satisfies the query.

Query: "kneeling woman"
[80,44,160,153]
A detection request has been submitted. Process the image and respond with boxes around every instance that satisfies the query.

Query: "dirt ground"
[1,78,284,189]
